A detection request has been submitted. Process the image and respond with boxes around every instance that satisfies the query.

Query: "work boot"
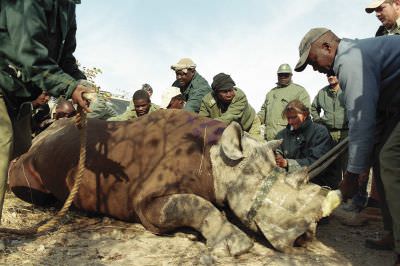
[365,232,394,250]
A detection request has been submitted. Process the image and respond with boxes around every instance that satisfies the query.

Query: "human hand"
[71,84,95,113]
[339,171,359,201]
[275,154,288,168]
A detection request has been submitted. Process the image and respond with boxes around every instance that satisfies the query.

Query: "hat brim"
[365,0,386,13]
[295,45,311,72]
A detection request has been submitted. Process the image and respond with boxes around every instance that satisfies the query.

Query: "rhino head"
[210,122,341,252]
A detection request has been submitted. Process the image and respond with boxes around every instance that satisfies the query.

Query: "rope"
[308,136,349,179]
[0,107,87,235]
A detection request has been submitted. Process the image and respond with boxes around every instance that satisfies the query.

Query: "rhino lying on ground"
[8,110,341,256]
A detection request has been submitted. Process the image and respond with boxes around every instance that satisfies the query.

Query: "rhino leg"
[145,194,253,256]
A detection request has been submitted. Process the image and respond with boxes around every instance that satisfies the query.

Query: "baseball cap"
[295,27,330,72]
[365,0,386,13]
[160,87,182,108]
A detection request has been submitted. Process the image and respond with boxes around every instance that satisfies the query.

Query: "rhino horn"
[220,122,244,160]
[266,139,283,151]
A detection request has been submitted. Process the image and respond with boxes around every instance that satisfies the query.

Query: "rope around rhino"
[0,107,87,235]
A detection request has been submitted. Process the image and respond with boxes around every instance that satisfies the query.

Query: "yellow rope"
[0,107,87,235]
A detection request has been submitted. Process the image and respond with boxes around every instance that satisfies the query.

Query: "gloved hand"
[339,171,359,201]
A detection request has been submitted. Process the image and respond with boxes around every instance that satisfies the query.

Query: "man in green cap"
[365,0,400,36]
[295,27,400,265]
[199,73,261,139]
[0,0,93,222]
[171,58,212,113]
[107,90,159,121]
[258,63,310,141]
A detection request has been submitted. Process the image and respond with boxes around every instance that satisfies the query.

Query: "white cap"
[365,0,386,13]
[160,87,182,108]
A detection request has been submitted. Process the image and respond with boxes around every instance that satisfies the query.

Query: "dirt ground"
[0,192,395,266]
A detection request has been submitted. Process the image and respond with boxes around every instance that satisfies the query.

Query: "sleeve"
[6,1,79,98]
[287,127,332,173]
[298,88,311,108]
[310,92,321,122]
[257,95,268,124]
[337,51,379,174]
[184,84,210,113]
[59,5,86,81]
[198,99,210,117]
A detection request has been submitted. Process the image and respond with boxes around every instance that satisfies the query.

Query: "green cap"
[277,64,292,74]
[295,27,330,72]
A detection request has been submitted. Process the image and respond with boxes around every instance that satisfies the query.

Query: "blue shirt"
[333,36,400,173]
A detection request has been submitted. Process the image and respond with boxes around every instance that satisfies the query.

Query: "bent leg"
[144,194,253,256]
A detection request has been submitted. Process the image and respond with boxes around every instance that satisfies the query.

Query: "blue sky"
[75,0,379,109]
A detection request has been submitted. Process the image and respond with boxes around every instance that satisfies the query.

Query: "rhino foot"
[207,222,253,257]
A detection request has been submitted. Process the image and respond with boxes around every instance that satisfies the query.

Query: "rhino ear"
[220,122,244,160]
[266,139,282,151]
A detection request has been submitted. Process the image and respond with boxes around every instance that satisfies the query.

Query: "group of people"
[0,0,399,264]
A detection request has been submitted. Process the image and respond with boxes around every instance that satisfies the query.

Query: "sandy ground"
[0,192,395,266]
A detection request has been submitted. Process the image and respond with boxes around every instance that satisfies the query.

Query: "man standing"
[171,58,211,113]
[366,0,400,36]
[0,0,93,221]
[258,64,310,141]
[311,75,348,177]
[295,27,400,264]
[199,73,261,139]
[107,90,159,121]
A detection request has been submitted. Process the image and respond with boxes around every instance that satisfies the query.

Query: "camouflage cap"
[171,58,197,71]
[295,27,330,72]
[365,0,386,13]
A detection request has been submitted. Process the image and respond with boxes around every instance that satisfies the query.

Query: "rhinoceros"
[8,109,341,256]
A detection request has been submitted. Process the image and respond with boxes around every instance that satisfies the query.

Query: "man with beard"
[107,90,159,121]
[258,64,310,141]
[171,58,211,113]
[199,73,261,139]
[295,27,400,265]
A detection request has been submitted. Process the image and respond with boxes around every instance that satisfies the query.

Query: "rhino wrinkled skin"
[8,109,340,256]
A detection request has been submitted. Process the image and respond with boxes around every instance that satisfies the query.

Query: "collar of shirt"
[387,17,400,35]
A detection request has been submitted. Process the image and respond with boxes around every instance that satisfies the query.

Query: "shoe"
[365,232,394,250]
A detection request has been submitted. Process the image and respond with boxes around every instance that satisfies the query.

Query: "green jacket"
[87,95,118,120]
[173,72,211,113]
[311,86,348,130]
[107,103,159,121]
[199,87,256,132]
[0,0,85,102]
[276,118,333,173]
[258,82,310,140]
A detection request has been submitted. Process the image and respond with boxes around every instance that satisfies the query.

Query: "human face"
[32,92,50,108]
[216,88,235,104]
[277,73,292,86]
[307,43,335,74]
[327,75,339,87]
[133,99,151,117]
[375,2,399,29]
[175,69,195,88]
[286,110,307,130]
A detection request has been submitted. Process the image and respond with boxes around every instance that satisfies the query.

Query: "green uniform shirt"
[199,87,256,132]
[258,82,310,141]
[0,0,85,102]
[173,72,211,113]
[311,86,348,130]
[107,103,159,121]
[87,95,118,120]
